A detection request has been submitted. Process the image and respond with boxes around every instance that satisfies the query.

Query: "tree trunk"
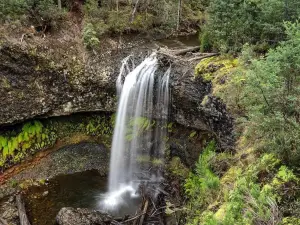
[176,0,182,30]
[16,195,31,225]
[58,0,62,10]
[130,0,140,23]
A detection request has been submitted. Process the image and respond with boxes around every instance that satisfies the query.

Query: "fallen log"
[16,195,31,225]
[173,46,200,55]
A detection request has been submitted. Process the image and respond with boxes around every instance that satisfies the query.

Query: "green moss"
[195,56,218,81]
[125,117,155,141]
[137,155,151,163]
[189,131,197,139]
[1,77,11,89]
[282,217,300,225]
[169,157,189,179]
[195,56,239,82]
[152,158,164,166]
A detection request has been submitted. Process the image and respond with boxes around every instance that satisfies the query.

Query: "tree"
[176,0,182,30]
[58,0,62,10]
[240,21,300,166]
[206,0,300,52]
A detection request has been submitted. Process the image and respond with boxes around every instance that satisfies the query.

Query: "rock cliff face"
[0,34,233,148]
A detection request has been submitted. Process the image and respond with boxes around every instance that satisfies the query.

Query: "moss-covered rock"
[195,56,239,83]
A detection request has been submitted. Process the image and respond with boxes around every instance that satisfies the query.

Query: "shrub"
[184,141,220,219]
[200,30,212,52]
[83,22,100,49]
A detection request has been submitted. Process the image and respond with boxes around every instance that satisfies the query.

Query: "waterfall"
[101,53,170,211]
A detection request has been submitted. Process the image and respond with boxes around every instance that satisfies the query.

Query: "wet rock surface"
[11,142,109,182]
[169,58,234,149]
[56,207,112,225]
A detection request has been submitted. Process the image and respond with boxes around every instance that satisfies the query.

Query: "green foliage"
[78,116,114,142]
[0,121,55,168]
[200,30,213,52]
[0,0,66,29]
[208,23,300,166]
[82,0,209,41]
[0,0,28,20]
[272,166,298,187]
[168,157,189,179]
[236,22,300,166]
[184,141,220,219]
[184,143,299,225]
[189,131,197,139]
[83,23,100,49]
[0,114,114,170]
[191,22,300,223]
[206,0,300,52]
[125,117,154,141]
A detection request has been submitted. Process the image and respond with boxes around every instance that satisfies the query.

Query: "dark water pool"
[157,33,199,49]
[24,170,140,225]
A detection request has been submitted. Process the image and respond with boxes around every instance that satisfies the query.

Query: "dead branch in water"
[158,46,219,64]
[122,212,146,224]
[16,195,31,225]
[138,200,149,225]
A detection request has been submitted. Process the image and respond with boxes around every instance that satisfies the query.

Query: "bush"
[184,141,220,222]
[83,22,100,49]
[200,30,212,52]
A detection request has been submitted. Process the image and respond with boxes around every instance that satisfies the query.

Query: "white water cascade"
[101,53,170,211]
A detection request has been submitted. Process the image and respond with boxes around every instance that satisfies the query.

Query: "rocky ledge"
[0,33,234,148]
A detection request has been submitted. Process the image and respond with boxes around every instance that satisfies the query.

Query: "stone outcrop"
[0,34,233,148]
[56,207,112,225]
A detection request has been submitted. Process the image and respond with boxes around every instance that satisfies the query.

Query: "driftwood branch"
[16,195,31,225]
[123,212,146,224]
[172,46,200,55]
[138,200,149,225]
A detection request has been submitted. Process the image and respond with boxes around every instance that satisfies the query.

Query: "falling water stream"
[101,53,170,212]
